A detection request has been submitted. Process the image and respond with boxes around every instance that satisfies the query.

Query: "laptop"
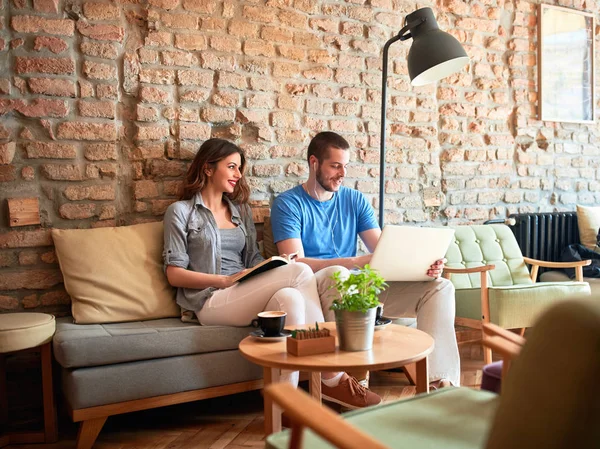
[370,225,455,282]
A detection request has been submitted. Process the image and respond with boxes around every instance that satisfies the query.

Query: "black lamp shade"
[406,8,470,86]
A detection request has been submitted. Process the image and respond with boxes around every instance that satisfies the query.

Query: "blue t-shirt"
[271,185,379,259]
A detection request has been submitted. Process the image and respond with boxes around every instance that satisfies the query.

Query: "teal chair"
[444,224,590,363]
[265,298,600,449]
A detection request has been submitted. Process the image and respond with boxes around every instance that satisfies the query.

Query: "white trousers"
[197,263,326,387]
[315,266,461,386]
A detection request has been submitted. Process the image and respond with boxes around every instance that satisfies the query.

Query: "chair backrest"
[445,224,533,288]
[486,298,600,449]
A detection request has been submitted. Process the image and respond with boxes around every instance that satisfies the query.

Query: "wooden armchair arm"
[523,257,591,269]
[482,322,526,346]
[523,257,591,282]
[482,336,522,363]
[443,265,496,275]
[264,383,387,449]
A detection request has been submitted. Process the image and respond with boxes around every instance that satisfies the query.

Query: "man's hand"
[427,258,446,279]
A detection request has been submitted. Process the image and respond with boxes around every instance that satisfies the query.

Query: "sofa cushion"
[455,282,591,328]
[576,205,600,250]
[52,222,180,324]
[53,317,256,369]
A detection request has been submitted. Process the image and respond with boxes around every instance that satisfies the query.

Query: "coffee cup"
[251,311,287,337]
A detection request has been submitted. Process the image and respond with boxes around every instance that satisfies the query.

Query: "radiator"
[508,212,580,271]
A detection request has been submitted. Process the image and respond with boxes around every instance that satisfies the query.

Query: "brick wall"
[1,0,598,314]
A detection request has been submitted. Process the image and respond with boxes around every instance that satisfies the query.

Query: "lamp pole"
[377,7,469,229]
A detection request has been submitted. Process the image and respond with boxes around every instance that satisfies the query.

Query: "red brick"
[261,26,293,43]
[0,142,16,164]
[11,16,74,36]
[41,164,84,180]
[174,34,207,51]
[151,199,176,215]
[21,166,35,181]
[244,40,275,57]
[140,68,176,84]
[161,51,195,67]
[180,89,210,103]
[59,203,96,219]
[77,22,124,42]
[139,86,172,104]
[243,5,276,22]
[177,70,213,87]
[78,100,115,119]
[179,123,210,140]
[57,122,117,141]
[41,251,56,264]
[83,60,117,80]
[210,35,240,53]
[19,250,39,266]
[150,160,186,177]
[200,18,227,32]
[32,0,59,13]
[145,31,172,47]
[148,0,180,8]
[0,165,17,182]
[0,269,62,290]
[133,180,159,199]
[10,39,24,50]
[0,230,52,248]
[182,0,216,13]
[33,36,68,54]
[83,2,120,20]
[85,143,117,161]
[161,13,197,29]
[87,162,118,179]
[63,184,115,200]
[97,84,118,100]
[199,53,235,71]
[28,78,76,97]
[279,10,307,28]
[228,20,259,38]
[0,295,19,310]
[99,204,116,220]
[3,98,69,118]
[15,56,75,75]
[136,125,170,140]
[26,142,77,159]
[40,290,71,306]
[136,105,159,121]
[80,42,118,59]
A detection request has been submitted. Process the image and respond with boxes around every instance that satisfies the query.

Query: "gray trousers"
[316,266,461,386]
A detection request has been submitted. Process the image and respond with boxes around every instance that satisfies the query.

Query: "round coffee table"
[238,322,434,435]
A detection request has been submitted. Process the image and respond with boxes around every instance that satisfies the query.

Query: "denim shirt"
[163,193,264,313]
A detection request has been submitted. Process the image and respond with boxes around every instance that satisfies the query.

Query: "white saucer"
[374,318,392,330]
[250,329,293,341]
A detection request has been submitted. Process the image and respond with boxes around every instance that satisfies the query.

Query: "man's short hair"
[307,132,350,163]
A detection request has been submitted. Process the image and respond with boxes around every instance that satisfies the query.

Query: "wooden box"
[286,335,336,357]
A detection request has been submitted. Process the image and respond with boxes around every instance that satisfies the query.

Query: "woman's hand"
[218,269,249,289]
[427,258,446,279]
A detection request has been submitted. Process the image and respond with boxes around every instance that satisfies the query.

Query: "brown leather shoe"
[321,376,382,409]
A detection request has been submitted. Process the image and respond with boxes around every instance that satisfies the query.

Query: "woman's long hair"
[181,139,250,204]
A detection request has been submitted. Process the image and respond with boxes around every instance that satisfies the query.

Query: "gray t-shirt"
[219,227,246,276]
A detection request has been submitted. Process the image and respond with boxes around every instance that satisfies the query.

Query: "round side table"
[0,313,57,447]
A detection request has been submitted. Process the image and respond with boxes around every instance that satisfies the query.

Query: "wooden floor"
[7,342,487,449]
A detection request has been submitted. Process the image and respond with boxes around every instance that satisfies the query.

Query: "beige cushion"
[263,216,279,259]
[576,205,600,250]
[52,222,179,324]
[0,313,55,353]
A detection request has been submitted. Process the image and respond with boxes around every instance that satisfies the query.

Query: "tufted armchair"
[444,224,591,364]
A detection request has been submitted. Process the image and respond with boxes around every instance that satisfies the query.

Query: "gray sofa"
[53,317,263,449]
[50,221,268,449]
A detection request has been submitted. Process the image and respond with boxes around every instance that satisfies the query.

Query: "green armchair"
[444,224,591,363]
[265,298,600,449]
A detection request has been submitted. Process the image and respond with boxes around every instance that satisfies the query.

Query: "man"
[271,131,460,392]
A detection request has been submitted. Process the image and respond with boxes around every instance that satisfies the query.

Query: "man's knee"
[316,265,348,286]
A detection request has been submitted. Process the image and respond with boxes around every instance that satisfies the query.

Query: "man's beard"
[316,167,341,192]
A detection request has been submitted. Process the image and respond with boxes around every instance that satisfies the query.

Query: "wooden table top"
[238,322,434,372]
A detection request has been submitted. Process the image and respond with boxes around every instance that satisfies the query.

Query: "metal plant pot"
[334,307,377,351]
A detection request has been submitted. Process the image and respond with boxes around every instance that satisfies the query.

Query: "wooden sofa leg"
[76,417,107,449]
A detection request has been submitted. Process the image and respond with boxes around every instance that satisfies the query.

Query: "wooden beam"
[7,198,40,227]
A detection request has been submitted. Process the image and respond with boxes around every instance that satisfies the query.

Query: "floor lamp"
[378,7,470,228]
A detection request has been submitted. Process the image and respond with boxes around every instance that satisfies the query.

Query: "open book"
[231,253,298,283]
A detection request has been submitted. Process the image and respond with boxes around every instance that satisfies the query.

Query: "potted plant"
[330,265,388,351]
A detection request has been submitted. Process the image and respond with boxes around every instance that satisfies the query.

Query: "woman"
[162,138,381,409]
[163,138,324,328]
